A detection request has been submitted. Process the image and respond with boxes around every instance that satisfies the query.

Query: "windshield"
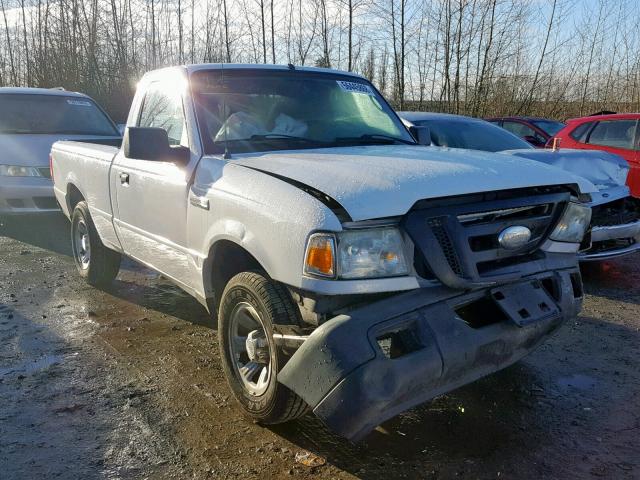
[532,120,565,136]
[412,118,533,152]
[0,94,119,135]
[191,69,415,154]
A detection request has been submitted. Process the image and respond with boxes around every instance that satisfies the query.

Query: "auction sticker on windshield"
[337,80,373,95]
[66,99,93,107]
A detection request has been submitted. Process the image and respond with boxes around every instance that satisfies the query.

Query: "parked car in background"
[399,112,640,262]
[551,113,640,198]
[0,87,121,216]
[51,64,595,441]
[486,116,565,148]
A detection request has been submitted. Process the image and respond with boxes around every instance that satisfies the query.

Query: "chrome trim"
[580,242,640,261]
[341,218,401,229]
[457,205,544,224]
[590,221,640,242]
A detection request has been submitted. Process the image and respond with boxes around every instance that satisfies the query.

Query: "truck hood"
[232,145,597,221]
[501,148,629,190]
[0,134,121,167]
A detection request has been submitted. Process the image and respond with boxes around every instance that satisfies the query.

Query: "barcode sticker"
[337,80,373,95]
[66,99,92,107]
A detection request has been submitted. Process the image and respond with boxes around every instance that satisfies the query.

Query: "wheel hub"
[73,219,91,270]
[228,302,272,397]
[245,330,270,363]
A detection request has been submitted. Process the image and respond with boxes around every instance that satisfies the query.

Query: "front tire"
[71,201,121,286]
[218,271,307,424]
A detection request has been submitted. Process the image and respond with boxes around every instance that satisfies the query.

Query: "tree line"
[1,0,639,122]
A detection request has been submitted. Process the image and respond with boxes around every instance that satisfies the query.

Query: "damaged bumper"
[278,268,582,441]
[580,221,640,261]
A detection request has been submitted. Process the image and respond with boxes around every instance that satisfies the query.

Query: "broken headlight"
[549,202,592,243]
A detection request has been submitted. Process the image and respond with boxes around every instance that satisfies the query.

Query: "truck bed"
[51,140,122,252]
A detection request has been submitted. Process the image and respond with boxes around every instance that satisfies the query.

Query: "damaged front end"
[280,187,586,441]
[580,189,640,261]
[279,269,582,441]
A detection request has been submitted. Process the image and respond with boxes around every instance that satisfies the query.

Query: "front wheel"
[71,201,121,286]
[218,271,307,424]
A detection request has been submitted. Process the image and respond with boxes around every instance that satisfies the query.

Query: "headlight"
[0,165,42,177]
[549,202,592,243]
[304,227,409,279]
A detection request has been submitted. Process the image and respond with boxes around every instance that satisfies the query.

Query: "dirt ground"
[0,214,638,480]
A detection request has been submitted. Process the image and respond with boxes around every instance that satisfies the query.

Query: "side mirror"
[123,127,190,165]
[408,125,431,146]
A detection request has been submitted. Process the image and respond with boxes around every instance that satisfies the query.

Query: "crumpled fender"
[503,148,629,189]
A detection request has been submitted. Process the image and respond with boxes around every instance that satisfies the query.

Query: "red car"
[486,116,566,148]
[552,113,640,197]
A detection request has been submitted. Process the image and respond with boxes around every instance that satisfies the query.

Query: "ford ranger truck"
[51,64,595,441]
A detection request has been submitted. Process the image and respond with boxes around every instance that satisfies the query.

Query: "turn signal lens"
[304,234,336,278]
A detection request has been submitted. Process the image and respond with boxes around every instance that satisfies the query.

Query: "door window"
[569,121,593,142]
[587,120,636,150]
[138,85,188,147]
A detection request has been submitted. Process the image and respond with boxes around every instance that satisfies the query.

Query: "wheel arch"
[66,183,86,213]
[202,238,267,314]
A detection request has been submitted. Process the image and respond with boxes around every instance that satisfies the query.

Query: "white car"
[51,64,595,441]
[0,87,121,216]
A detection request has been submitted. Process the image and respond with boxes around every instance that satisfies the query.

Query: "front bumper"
[0,175,59,215]
[580,221,640,261]
[279,268,582,441]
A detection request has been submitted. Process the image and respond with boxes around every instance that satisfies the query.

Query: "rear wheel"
[218,271,307,424]
[71,201,121,286]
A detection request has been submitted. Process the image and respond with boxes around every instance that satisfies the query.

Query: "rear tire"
[218,271,307,424]
[71,201,121,286]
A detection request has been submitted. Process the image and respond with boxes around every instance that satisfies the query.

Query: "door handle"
[119,172,129,185]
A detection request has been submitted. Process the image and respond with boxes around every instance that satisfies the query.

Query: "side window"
[138,85,188,147]
[587,120,636,149]
[502,121,544,143]
[569,122,593,142]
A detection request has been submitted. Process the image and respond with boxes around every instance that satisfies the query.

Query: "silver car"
[0,87,121,216]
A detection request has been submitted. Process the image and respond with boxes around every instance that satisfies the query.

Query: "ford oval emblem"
[498,226,532,250]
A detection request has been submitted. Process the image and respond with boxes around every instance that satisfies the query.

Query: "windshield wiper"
[213,134,325,145]
[249,134,325,144]
[336,134,415,145]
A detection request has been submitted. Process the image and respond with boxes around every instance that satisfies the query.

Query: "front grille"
[403,188,570,288]
[591,197,640,227]
[427,218,463,275]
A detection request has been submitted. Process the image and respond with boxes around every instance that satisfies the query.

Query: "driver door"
[111,81,194,287]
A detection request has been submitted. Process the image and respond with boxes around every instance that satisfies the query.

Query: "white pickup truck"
[51,64,594,441]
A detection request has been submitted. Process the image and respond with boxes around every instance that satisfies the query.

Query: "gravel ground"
[0,213,638,479]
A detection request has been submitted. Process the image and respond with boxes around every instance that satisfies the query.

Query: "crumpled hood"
[0,134,120,167]
[502,148,629,190]
[232,145,597,221]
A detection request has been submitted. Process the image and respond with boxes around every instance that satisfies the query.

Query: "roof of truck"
[398,111,483,123]
[0,87,89,97]
[143,63,365,80]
